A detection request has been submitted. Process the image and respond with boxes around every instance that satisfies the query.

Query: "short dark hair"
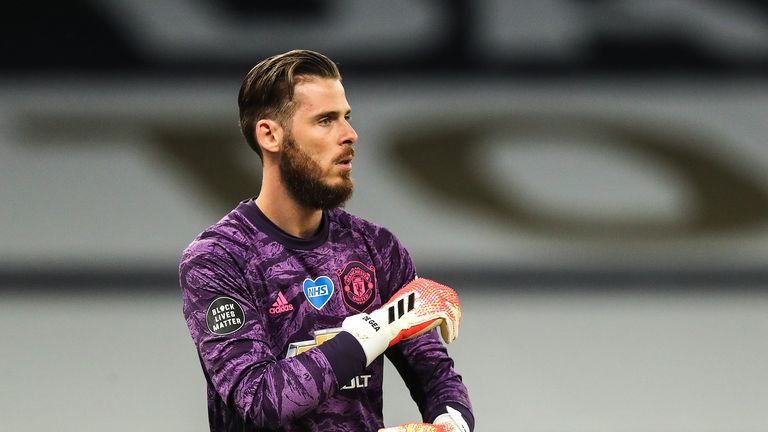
[238,50,341,158]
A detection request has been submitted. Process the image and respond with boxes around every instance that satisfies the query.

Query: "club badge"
[302,276,335,310]
[337,261,377,312]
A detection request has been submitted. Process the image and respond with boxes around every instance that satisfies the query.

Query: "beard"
[279,133,354,210]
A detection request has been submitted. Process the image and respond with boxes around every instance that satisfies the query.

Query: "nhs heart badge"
[303,276,335,310]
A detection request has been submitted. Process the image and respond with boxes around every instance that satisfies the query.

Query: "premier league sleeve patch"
[206,297,246,335]
[337,261,377,312]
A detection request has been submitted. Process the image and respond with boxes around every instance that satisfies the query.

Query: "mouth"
[335,150,355,170]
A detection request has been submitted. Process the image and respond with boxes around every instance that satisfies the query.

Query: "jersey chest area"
[246,246,386,353]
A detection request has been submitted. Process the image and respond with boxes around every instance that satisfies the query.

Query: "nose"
[341,119,357,145]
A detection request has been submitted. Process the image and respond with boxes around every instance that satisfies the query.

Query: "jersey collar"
[236,198,330,250]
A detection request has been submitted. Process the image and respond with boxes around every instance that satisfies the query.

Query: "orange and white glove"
[378,406,470,432]
[342,278,461,366]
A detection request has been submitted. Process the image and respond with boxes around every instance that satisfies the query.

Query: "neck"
[255,178,323,239]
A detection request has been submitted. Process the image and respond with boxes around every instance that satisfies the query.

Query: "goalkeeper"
[180,49,473,431]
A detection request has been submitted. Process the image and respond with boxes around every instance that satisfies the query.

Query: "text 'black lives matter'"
[206,297,246,335]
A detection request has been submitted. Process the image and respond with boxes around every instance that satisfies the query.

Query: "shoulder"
[181,208,256,269]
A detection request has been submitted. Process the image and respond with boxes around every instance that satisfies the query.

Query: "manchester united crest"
[337,261,377,312]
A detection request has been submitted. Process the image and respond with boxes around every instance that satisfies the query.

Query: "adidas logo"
[269,292,294,315]
[387,292,415,323]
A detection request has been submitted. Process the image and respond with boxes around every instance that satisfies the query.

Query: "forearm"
[387,334,474,430]
[225,332,367,427]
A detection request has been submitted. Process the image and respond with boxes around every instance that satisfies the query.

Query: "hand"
[378,423,454,432]
[378,406,470,432]
[342,278,461,366]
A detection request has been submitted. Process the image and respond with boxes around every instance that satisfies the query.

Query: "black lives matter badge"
[206,297,245,335]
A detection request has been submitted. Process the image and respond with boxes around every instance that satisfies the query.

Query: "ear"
[255,119,283,155]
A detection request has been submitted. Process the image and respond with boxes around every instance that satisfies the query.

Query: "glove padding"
[378,424,452,432]
[378,406,470,432]
[342,278,461,366]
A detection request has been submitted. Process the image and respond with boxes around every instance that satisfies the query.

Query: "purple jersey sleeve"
[376,229,475,430]
[373,225,416,300]
[386,332,474,430]
[181,238,348,428]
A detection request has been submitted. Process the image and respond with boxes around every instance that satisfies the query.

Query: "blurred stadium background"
[2,1,768,430]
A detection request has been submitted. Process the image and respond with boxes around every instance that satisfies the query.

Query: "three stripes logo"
[388,292,416,323]
[269,292,294,315]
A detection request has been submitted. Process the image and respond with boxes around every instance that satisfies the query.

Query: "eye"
[318,117,331,125]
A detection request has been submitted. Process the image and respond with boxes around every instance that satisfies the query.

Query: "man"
[180,49,473,431]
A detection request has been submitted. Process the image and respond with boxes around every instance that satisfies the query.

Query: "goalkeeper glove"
[378,406,470,432]
[341,278,461,366]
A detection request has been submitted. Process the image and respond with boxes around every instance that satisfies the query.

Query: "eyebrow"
[313,109,352,121]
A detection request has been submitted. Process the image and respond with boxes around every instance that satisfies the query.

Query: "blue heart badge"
[303,276,335,310]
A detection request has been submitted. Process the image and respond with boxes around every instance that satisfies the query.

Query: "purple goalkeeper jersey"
[180,199,473,431]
